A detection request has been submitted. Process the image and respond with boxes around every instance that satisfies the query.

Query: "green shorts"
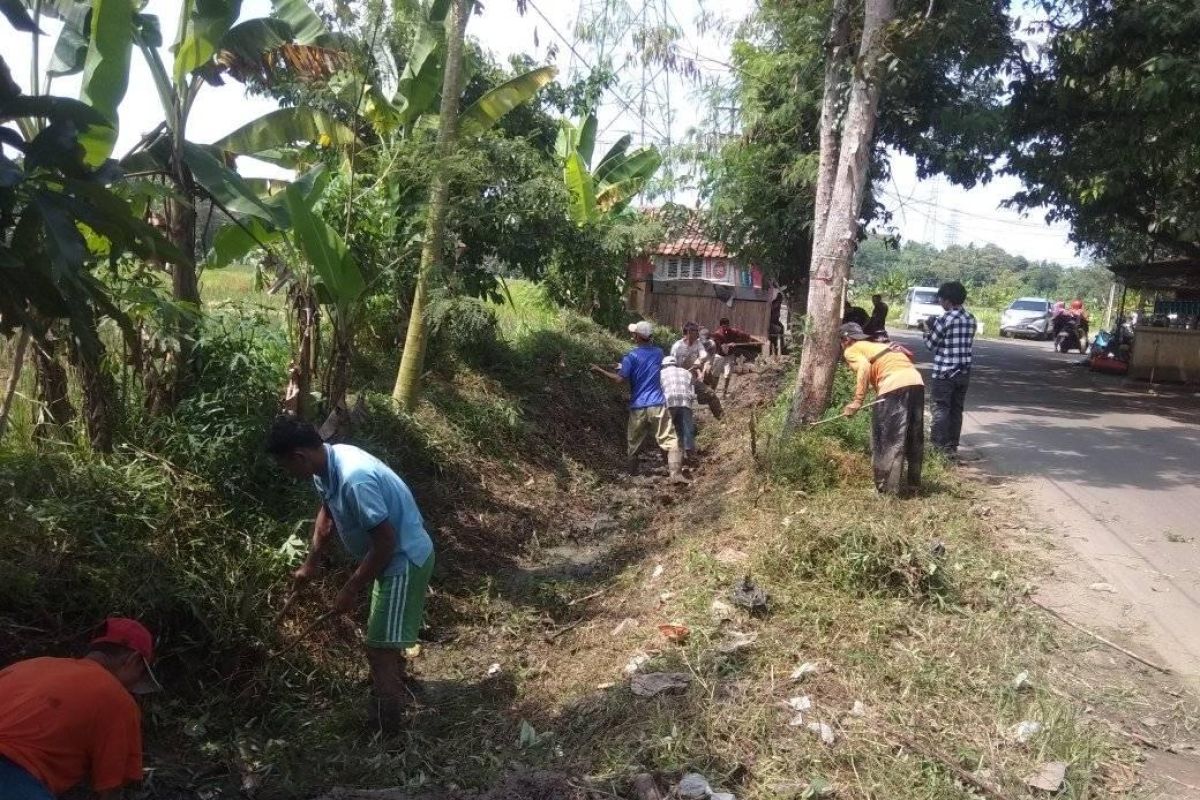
[366,555,434,649]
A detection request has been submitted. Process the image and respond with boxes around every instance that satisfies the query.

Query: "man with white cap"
[0,617,159,799]
[659,354,697,465]
[592,321,684,482]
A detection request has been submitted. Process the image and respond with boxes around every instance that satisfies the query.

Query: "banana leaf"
[458,65,556,137]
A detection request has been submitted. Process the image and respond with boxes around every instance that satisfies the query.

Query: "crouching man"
[0,617,160,800]
[267,416,435,736]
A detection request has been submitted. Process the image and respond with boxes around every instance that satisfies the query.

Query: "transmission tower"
[922,176,941,246]
[570,0,692,199]
[944,210,962,249]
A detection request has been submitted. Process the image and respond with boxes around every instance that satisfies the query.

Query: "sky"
[6,0,1086,266]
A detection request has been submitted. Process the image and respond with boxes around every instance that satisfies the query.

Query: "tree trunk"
[786,0,896,431]
[812,0,853,251]
[391,0,471,410]
[70,333,118,453]
[166,160,200,404]
[284,286,318,417]
[324,316,353,415]
[0,328,31,441]
[31,331,75,442]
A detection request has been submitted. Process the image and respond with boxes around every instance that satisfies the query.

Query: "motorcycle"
[1053,315,1087,354]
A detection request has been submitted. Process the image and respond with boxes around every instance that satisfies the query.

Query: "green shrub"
[427,295,501,368]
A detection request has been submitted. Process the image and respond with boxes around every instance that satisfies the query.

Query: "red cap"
[91,617,161,694]
[91,617,155,663]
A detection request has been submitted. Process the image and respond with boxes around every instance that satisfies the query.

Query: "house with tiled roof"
[627,221,777,338]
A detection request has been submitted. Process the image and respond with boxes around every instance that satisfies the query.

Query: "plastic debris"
[849,700,866,717]
[786,695,812,712]
[807,720,836,746]
[730,576,769,614]
[677,773,710,799]
[787,712,806,727]
[1013,671,1032,691]
[658,623,690,644]
[1024,761,1067,793]
[486,663,502,677]
[611,617,637,636]
[1010,720,1043,743]
[710,598,735,622]
[791,661,828,681]
[652,564,665,580]
[623,653,651,676]
[631,672,691,697]
[716,631,758,653]
[1089,582,1117,594]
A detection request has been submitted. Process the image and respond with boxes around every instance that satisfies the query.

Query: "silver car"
[1000,297,1052,339]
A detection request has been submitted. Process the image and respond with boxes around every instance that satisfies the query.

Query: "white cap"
[661,355,677,367]
[627,320,653,338]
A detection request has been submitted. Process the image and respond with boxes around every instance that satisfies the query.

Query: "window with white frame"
[654,256,707,280]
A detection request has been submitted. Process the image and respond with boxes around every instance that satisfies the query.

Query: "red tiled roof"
[650,222,729,258]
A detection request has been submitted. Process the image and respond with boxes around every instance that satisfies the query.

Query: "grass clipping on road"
[411,367,1137,800]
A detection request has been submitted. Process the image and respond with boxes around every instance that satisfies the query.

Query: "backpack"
[867,342,915,364]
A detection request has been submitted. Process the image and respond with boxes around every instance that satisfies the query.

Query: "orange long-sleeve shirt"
[843,341,924,405]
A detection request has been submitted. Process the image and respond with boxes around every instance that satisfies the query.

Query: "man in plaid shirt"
[659,355,697,464]
[922,281,976,457]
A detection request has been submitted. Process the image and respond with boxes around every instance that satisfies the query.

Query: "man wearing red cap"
[0,618,159,799]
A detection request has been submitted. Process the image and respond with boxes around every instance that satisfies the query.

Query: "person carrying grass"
[266,416,434,736]
[839,322,926,496]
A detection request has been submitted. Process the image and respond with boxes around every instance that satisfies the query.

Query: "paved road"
[898,330,1200,681]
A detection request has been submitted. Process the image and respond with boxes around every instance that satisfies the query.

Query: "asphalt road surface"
[897,329,1200,682]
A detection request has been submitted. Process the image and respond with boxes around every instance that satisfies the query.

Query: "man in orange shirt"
[839,322,926,495]
[0,618,159,799]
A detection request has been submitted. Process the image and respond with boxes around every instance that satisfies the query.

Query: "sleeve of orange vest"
[844,346,871,405]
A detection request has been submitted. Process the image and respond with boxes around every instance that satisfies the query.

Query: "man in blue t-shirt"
[592,321,684,481]
[266,416,434,736]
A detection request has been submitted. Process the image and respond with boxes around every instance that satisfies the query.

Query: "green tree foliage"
[852,236,1113,310]
[1006,0,1200,262]
[697,0,1017,292]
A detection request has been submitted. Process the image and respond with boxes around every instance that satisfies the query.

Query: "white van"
[903,286,942,328]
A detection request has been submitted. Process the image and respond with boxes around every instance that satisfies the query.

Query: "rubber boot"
[667,448,688,484]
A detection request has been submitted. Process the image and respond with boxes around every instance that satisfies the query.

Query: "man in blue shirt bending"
[266,416,435,736]
[592,320,684,482]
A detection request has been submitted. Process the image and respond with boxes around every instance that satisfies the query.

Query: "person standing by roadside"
[0,617,160,800]
[659,355,697,464]
[267,416,435,736]
[591,321,684,482]
[839,323,925,495]
[922,281,975,458]
[865,293,889,338]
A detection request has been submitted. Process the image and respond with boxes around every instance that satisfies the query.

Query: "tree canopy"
[1006,0,1200,263]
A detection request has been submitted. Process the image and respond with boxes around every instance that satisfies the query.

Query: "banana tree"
[201,164,365,414]
[556,113,662,227]
[0,52,186,445]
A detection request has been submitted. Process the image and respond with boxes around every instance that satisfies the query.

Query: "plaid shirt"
[923,306,976,378]
[659,364,696,408]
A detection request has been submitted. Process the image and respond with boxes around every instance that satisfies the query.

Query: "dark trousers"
[670,406,696,452]
[930,372,969,453]
[871,385,925,494]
